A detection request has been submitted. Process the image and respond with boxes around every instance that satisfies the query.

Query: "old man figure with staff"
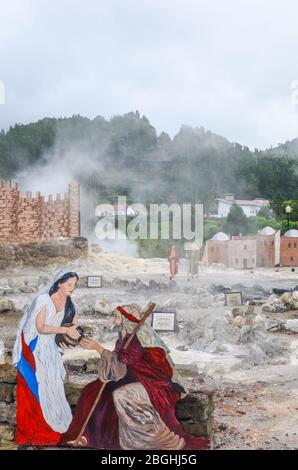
[61,303,210,450]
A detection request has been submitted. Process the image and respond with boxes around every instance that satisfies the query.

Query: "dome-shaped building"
[283,229,298,238]
[202,231,230,267]
[259,226,276,236]
[211,232,230,241]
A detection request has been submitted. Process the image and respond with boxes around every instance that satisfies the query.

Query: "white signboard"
[225,291,243,306]
[87,275,102,288]
[151,312,176,332]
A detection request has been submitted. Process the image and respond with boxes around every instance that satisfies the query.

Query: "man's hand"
[80,338,104,354]
[60,342,76,349]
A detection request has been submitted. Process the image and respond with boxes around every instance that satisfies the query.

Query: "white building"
[95,203,137,218]
[216,193,270,218]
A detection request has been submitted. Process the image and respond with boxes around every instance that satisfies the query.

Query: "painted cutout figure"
[12,270,80,446]
[168,245,179,280]
[62,304,210,450]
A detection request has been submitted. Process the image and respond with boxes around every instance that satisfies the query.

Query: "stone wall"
[0,180,80,244]
[0,357,214,450]
[0,237,88,270]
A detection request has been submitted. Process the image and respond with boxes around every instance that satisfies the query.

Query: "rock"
[205,340,227,354]
[238,325,252,343]
[78,293,96,315]
[246,305,255,315]
[285,319,298,333]
[0,362,17,384]
[156,298,179,311]
[280,292,294,306]
[132,278,149,291]
[292,291,298,302]
[262,299,287,313]
[197,296,214,309]
[175,390,214,437]
[147,279,159,290]
[64,382,85,406]
[95,298,112,316]
[0,298,15,313]
[249,298,266,306]
[252,283,269,295]
[0,383,15,403]
[0,401,16,425]
[112,278,130,289]
[76,276,88,288]
[64,359,86,374]
[38,275,50,288]
[90,244,102,254]
[232,307,246,318]
[176,345,189,351]
[86,357,99,374]
[273,288,292,296]
[0,423,15,442]
[209,284,230,294]
[265,320,284,332]
[231,283,246,292]
[19,285,36,294]
[224,311,233,323]
[233,316,245,327]
[252,324,283,355]
[255,314,265,324]
[0,237,88,269]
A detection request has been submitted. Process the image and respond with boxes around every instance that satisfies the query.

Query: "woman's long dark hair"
[49,272,79,345]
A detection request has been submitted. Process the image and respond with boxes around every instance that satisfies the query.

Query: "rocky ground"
[0,246,298,449]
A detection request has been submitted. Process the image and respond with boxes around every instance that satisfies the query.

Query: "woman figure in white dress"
[12,270,80,446]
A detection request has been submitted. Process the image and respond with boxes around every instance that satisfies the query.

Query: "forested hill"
[0,112,297,212]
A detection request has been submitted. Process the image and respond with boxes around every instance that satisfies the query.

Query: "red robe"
[61,334,210,450]
[16,332,61,446]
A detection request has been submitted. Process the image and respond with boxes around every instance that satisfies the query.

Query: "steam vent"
[0,180,80,244]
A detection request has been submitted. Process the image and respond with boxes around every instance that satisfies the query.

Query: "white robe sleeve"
[12,293,49,366]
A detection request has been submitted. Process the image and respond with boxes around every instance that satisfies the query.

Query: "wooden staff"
[74,301,156,447]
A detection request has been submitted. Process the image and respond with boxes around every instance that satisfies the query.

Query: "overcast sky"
[1,0,298,149]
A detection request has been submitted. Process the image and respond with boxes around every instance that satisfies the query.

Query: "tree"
[223,204,250,236]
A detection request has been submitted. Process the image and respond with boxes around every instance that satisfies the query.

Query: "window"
[264,241,267,246]
[288,243,292,248]
[272,241,274,246]
[211,247,214,253]
[252,258,255,263]
[290,257,294,262]
[294,243,297,248]
[236,258,239,264]
[244,244,247,250]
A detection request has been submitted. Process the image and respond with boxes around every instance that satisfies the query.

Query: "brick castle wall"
[0,180,80,244]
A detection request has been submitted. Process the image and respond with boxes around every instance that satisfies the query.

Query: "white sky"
[1,0,298,149]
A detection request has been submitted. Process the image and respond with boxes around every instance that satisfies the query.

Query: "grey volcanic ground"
[1,247,298,449]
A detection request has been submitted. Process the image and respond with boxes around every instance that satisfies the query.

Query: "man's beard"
[111,323,123,333]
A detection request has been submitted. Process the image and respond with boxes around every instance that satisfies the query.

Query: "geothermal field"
[1,245,298,450]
